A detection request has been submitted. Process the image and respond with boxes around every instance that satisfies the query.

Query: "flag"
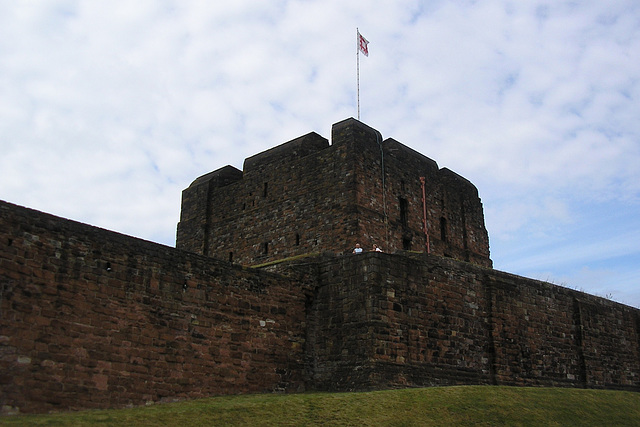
[358,31,369,56]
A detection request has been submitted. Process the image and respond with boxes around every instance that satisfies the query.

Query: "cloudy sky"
[2,1,639,307]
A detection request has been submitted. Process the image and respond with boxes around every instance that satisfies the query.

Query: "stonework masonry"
[0,202,307,414]
[290,253,640,391]
[1,118,639,414]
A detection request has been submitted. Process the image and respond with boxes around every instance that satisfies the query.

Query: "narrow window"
[402,238,412,250]
[461,208,468,250]
[399,197,409,227]
[228,252,233,263]
[263,182,268,198]
[400,179,406,192]
[295,233,300,246]
[463,227,469,251]
[440,217,448,242]
[263,242,269,255]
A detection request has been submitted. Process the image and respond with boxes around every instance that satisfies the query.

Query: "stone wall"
[2,199,639,415]
[0,201,307,414]
[296,252,640,392]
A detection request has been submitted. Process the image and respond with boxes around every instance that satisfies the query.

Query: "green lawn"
[2,386,639,426]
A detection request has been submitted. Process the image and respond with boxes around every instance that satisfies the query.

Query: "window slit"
[440,217,448,242]
[399,197,409,227]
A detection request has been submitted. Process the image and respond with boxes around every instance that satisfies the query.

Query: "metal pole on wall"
[376,132,388,247]
[357,28,361,120]
[420,177,431,254]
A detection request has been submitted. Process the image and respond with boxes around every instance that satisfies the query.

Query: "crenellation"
[243,132,329,174]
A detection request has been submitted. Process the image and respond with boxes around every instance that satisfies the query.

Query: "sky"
[1,1,639,308]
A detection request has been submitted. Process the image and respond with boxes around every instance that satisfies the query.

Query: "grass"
[2,386,640,426]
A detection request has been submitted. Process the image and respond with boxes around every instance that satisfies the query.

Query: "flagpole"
[356,28,361,121]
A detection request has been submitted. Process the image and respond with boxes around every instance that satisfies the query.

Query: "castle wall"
[176,118,491,268]
[299,252,639,392]
[1,200,639,414]
[0,201,307,414]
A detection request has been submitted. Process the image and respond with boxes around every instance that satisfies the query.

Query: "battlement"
[331,117,383,148]
[243,131,329,173]
[188,165,243,189]
[177,118,491,267]
[382,137,439,173]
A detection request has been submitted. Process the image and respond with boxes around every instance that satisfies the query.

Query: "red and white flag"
[358,31,369,56]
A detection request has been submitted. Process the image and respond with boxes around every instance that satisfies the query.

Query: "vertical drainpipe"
[420,177,430,254]
[203,179,214,256]
[377,132,389,247]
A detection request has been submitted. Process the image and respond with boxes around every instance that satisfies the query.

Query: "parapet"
[331,117,383,148]
[187,165,243,189]
[438,167,480,198]
[243,131,329,173]
[383,137,439,176]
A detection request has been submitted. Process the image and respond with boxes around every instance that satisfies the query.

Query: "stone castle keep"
[177,118,491,267]
[1,118,639,414]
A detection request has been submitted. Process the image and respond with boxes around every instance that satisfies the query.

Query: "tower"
[177,118,491,268]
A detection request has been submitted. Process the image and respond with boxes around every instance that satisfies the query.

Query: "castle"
[1,118,639,414]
